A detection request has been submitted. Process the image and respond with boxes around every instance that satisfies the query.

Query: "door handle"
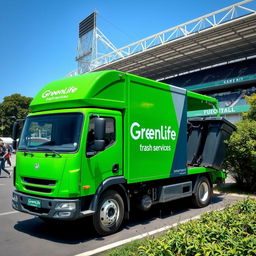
[112,164,119,173]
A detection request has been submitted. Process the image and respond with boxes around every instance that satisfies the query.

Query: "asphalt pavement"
[0,156,244,256]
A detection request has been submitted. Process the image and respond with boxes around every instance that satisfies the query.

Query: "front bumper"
[12,190,94,220]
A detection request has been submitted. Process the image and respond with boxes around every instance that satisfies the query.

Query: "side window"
[86,116,115,156]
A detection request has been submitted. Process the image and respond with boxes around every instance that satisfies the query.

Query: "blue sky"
[0,0,240,102]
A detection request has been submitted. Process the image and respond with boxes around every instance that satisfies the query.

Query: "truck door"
[82,112,123,195]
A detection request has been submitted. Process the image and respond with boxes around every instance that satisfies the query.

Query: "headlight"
[55,202,76,211]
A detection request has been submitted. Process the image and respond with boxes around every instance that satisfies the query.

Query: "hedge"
[105,198,256,256]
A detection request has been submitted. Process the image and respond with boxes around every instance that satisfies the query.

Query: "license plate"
[27,198,41,208]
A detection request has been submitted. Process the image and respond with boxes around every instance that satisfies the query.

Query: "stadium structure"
[69,0,256,123]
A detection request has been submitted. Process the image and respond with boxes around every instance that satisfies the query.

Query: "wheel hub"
[199,181,209,203]
[100,199,120,227]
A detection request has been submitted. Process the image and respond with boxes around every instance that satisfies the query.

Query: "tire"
[93,189,124,236]
[192,176,212,208]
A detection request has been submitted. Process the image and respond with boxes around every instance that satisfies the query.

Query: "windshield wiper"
[35,148,62,158]
[18,147,34,157]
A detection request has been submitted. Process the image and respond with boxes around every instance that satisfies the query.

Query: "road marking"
[0,211,18,216]
[75,208,225,256]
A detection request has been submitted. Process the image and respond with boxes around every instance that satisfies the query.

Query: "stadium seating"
[209,87,256,108]
[163,58,256,88]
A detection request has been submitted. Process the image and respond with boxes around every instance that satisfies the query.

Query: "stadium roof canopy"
[84,0,256,80]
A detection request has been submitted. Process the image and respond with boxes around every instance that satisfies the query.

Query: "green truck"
[12,70,233,235]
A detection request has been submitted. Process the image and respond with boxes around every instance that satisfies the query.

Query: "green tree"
[224,93,256,191]
[243,93,256,120]
[0,94,32,137]
[224,120,256,191]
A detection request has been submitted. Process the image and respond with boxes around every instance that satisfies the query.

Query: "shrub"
[243,94,256,120]
[105,199,256,256]
[223,93,256,192]
[224,119,256,191]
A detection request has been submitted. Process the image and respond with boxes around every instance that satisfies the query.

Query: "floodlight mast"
[74,11,120,75]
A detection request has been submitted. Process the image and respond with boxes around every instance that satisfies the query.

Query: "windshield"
[18,113,83,152]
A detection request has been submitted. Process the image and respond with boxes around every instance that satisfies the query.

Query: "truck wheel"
[192,176,212,208]
[93,190,124,236]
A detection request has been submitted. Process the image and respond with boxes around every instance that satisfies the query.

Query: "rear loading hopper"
[187,117,236,170]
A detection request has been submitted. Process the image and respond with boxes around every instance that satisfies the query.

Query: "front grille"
[25,186,52,193]
[22,204,50,214]
[23,177,56,186]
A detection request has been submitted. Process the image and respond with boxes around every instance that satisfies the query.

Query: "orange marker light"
[82,185,90,189]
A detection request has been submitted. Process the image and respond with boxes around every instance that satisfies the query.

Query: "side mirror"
[86,117,106,157]
[94,118,106,140]
[12,119,24,150]
[13,140,17,150]
[90,140,105,152]
[93,118,106,151]
[12,121,19,150]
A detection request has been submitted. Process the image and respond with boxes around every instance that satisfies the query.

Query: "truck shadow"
[127,193,224,227]
[14,216,96,244]
[13,194,224,245]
